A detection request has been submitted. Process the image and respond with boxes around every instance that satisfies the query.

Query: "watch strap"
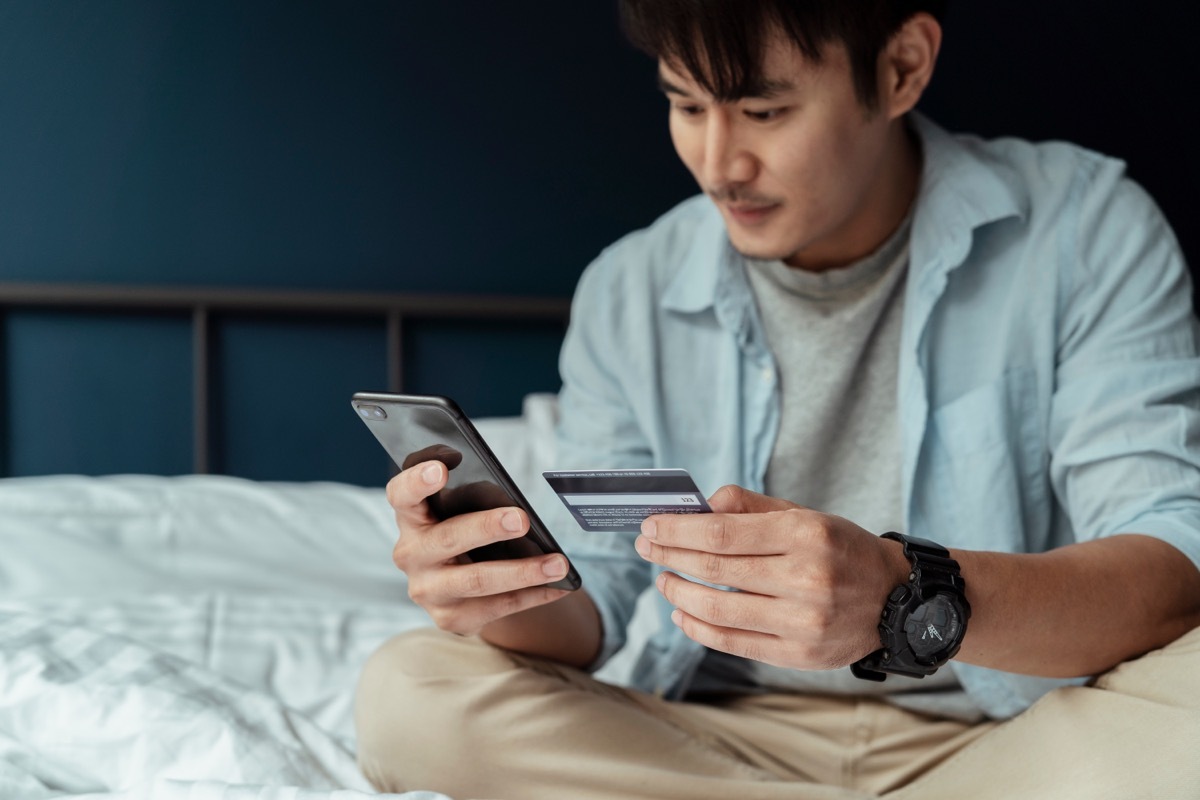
[881,531,966,599]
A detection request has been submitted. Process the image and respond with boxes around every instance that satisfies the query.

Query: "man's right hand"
[386,458,573,637]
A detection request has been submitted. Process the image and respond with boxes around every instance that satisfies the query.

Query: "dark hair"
[619,0,947,110]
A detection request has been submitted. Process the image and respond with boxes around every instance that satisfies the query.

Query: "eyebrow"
[656,72,796,101]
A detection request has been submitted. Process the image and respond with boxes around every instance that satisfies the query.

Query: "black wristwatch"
[851,532,971,682]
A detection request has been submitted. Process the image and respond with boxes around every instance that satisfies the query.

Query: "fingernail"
[422,463,441,484]
[543,556,567,578]
[671,609,683,627]
[502,510,524,532]
[656,572,666,591]
[642,519,657,539]
[634,536,651,558]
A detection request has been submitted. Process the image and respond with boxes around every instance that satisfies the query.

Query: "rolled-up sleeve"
[952,160,1200,720]
[1048,163,1200,572]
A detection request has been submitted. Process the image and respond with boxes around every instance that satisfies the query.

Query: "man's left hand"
[635,485,909,670]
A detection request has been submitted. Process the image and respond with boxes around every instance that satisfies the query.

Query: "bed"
[0,282,648,800]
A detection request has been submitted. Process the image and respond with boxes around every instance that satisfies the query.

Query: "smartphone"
[351,392,581,591]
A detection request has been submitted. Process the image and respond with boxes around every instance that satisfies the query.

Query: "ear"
[879,12,942,120]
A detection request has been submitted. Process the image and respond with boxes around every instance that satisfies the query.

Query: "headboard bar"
[0,281,571,475]
[192,306,212,475]
[0,281,571,319]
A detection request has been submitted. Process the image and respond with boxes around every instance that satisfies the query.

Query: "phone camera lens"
[357,405,387,420]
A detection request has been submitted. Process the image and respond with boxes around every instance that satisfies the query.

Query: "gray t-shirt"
[691,216,983,722]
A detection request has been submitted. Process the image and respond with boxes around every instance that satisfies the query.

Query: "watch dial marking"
[905,594,961,660]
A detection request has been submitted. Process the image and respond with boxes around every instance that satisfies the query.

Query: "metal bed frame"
[0,281,570,474]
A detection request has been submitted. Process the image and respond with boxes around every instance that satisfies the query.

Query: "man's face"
[660,35,902,271]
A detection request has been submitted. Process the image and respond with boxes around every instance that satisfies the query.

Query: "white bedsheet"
[0,490,442,800]
[0,395,569,800]
[0,608,394,798]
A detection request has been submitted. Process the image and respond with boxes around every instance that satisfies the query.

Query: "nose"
[703,111,755,189]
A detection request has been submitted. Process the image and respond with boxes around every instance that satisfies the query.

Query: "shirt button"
[761,369,773,382]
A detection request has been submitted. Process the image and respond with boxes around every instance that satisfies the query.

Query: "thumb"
[706,484,797,514]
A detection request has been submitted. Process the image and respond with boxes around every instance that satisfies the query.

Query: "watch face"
[904,594,963,661]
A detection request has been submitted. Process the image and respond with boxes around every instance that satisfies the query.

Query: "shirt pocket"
[922,367,1050,552]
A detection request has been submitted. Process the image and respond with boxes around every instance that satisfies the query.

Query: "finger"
[706,484,801,514]
[655,571,778,634]
[436,554,572,601]
[428,586,571,636]
[637,539,785,594]
[418,505,530,564]
[668,605,783,666]
[386,459,449,518]
[641,510,800,555]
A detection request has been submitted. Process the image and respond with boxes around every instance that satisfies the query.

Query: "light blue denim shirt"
[551,113,1200,720]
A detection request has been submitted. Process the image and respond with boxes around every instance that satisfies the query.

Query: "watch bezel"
[903,591,967,662]
[883,585,970,670]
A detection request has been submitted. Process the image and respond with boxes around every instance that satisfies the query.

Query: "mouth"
[724,202,780,226]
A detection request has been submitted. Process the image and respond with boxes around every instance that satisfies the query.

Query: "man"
[355,1,1200,797]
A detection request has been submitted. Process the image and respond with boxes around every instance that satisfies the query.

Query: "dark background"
[0,2,1195,482]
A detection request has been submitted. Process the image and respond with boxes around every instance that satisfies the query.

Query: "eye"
[743,107,789,122]
[672,103,705,117]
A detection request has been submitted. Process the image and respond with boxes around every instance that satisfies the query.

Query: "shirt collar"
[661,200,730,314]
[907,112,1028,278]
[660,112,1029,315]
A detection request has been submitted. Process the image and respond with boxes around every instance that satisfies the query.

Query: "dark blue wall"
[1,2,1195,483]
[0,1,696,482]
[0,1,693,294]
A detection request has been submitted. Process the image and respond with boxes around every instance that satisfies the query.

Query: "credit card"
[542,468,712,533]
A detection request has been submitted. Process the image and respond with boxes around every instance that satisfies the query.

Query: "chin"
[727,238,796,263]
[724,223,804,264]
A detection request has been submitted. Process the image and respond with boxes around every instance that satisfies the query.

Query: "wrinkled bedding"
[0,395,569,800]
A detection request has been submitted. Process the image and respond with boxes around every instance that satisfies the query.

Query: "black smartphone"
[350,392,581,591]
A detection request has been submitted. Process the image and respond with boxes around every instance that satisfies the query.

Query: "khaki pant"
[355,626,1200,800]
